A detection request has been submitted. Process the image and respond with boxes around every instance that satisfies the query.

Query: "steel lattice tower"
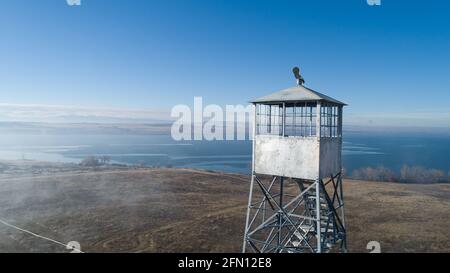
[243,69,347,253]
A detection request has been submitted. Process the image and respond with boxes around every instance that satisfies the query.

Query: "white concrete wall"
[254,135,320,180]
[319,138,342,179]
[254,135,342,180]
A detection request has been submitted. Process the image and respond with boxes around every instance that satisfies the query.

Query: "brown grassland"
[0,162,449,253]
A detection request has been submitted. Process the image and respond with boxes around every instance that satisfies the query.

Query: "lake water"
[0,132,449,175]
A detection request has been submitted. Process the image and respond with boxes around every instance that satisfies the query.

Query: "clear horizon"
[0,102,449,130]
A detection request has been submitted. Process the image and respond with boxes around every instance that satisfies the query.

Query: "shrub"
[351,166,397,182]
[80,156,100,167]
[400,165,446,183]
[350,165,449,184]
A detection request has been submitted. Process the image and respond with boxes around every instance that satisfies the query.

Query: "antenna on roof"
[292,66,305,86]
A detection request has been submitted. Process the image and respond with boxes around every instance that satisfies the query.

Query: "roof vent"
[292,66,305,86]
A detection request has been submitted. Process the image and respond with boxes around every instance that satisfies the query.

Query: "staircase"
[287,186,337,252]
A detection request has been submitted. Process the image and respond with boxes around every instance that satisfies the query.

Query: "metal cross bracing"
[243,172,347,253]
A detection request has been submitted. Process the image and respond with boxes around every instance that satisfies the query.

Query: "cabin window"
[320,104,341,138]
[284,102,317,137]
[256,104,283,136]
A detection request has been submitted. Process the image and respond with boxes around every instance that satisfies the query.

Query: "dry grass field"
[0,164,449,253]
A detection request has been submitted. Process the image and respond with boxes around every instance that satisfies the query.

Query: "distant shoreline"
[1,159,449,185]
[0,121,449,136]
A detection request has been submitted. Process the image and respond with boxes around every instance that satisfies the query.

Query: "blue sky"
[0,0,449,127]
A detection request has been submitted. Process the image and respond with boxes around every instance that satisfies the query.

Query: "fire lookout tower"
[243,68,347,253]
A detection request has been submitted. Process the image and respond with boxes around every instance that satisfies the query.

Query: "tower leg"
[242,173,255,253]
[338,173,347,252]
[277,177,284,253]
[315,179,322,253]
